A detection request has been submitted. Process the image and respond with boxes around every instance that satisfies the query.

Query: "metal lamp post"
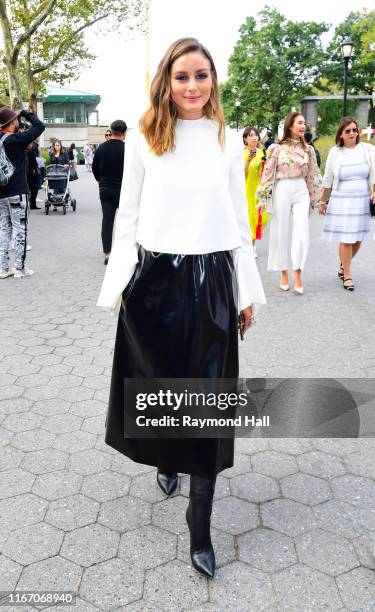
[235,98,241,132]
[341,39,354,117]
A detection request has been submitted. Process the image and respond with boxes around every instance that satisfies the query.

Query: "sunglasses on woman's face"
[105,133,111,137]
[344,127,358,134]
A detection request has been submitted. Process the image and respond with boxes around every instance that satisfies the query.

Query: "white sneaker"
[0,268,15,278]
[14,268,34,279]
[26,245,32,251]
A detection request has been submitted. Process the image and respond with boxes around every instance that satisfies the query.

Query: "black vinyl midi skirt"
[105,246,239,478]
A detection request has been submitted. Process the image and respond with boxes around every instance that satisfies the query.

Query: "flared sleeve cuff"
[256,144,278,204]
[306,146,323,207]
[232,249,267,314]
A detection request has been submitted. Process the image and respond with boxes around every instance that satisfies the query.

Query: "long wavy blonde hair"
[139,37,225,156]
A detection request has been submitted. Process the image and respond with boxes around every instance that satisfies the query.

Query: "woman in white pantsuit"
[257,112,322,294]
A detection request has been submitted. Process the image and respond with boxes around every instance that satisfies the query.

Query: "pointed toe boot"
[156,469,178,496]
[186,474,216,578]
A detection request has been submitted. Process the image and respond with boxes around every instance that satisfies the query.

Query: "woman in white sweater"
[97,37,266,577]
[319,117,375,290]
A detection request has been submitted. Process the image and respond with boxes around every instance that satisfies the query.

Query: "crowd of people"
[0,34,374,581]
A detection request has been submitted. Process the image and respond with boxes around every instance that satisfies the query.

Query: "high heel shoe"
[186,475,216,578]
[279,284,289,291]
[294,286,304,295]
[156,469,178,495]
[343,277,354,291]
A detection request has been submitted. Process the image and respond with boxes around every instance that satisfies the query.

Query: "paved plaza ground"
[0,168,374,611]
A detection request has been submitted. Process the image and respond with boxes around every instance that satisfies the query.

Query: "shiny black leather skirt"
[105,247,239,478]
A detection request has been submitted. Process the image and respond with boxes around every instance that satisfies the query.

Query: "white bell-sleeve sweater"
[97,117,266,313]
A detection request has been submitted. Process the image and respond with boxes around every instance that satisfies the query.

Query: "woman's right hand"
[318,203,327,215]
[257,203,265,214]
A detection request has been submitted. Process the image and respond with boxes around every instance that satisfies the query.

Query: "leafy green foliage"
[221,6,329,133]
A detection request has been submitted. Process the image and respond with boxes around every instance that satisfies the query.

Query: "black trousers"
[100,188,120,253]
[105,247,239,478]
[27,173,39,209]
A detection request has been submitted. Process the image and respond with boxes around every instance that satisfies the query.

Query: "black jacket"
[0,110,45,198]
[92,139,125,191]
[49,151,69,166]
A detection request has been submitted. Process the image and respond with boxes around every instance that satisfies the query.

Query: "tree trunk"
[0,0,23,108]
[26,38,37,112]
[4,62,23,109]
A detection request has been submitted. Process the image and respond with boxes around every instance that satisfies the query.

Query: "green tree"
[0,0,145,109]
[322,10,375,124]
[221,6,329,133]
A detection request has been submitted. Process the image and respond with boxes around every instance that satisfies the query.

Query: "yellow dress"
[244,148,270,240]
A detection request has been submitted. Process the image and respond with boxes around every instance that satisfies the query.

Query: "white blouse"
[97,117,266,313]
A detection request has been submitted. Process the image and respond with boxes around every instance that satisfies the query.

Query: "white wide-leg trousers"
[268,178,310,271]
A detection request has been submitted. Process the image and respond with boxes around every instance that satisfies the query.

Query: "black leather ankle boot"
[186,474,216,578]
[156,469,178,495]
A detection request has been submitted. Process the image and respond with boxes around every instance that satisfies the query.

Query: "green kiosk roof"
[44,85,101,104]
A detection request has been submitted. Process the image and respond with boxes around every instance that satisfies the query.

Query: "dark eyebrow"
[173,69,210,75]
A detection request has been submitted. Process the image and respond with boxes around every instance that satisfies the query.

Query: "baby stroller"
[45,164,77,215]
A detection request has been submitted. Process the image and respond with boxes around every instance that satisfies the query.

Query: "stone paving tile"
[0,397,33,415]
[267,439,314,455]
[352,532,375,570]
[238,527,297,572]
[312,438,371,456]
[295,528,360,576]
[32,398,71,416]
[143,559,208,611]
[32,470,82,501]
[0,429,15,445]
[110,454,155,477]
[0,385,24,400]
[68,448,111,475]
[234,437,269,454]
[80,558,144,610]
[118,524,177,570]
[21,448,68,475]
[0,493,48,533]
[280,472,332,505]
[152,496,188,535]
[17,555,82,593]
[58,386,95,402]
[129,471,167,504]
[98,495,152,532]
[53,430,96,454]
[7,362,41,376]
[81,470,130,502]
[0,468,35,499]
[15,373,50,387]
[221,453,251,478]
[313,499,375,539]
[297,450,347,479]
[61,523,119,567]
[230,472,280,503]
[11,428,56,452]
[2,411,44,432]
[331,474,375,509]
[81,414,106,435]
[45,494,100,531]
[43,597,99,612]
[342,449,375,480]
[272,564,343,611]
[23,385,59,401]
[2,521,64,564]
[251,451,299,479]
[336,566,375,611]
[0,446,25,470]
[212,497,259,535]
[210,561,277,610]
[261,499,316,538]
[177,527,235,569]
[70,399,106,418]
[32,354,65,367]
[41,413,83,434]
[0,554,23,590]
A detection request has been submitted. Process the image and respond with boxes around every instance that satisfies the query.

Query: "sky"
[68,0,372,126]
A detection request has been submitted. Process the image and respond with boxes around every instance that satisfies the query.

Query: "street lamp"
[235,98,241,132]
[341,38,354,117]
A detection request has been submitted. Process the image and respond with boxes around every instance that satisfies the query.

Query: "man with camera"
[0,106,45,279]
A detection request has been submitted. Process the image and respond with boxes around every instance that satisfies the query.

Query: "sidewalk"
[0,169,374,611]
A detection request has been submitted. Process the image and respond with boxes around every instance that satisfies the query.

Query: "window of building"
[43,103,87,124]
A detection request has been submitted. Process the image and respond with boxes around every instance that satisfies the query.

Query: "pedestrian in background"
[49,139,69,210]
[243,126,269,257]
[104,129,112,141]
[319,117,375,291]
[68,143,78,169]
[92,119,127,264]
[257,111,322,294]
[305,131,321,168]
[264,129,274,150]
[83,143,93,171]
[0,106,45,279]
[26,140,40,209]
[97,37,266,579]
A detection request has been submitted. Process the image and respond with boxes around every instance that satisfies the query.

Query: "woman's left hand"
[240,305,254,336]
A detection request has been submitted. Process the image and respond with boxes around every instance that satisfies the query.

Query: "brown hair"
[279,112,308,150]
[335,117,360,147]
[52,139,62,153]
[242,126,260,146]
[139,37,225,156]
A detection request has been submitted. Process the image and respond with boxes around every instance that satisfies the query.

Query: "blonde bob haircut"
[139,37,225,156]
